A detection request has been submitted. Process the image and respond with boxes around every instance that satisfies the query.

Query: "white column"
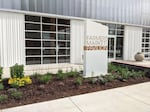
[70,20,85,64]
[0,11,25,67]
[123,26,142,60]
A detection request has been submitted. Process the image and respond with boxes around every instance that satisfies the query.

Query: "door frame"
[108,35,116,62]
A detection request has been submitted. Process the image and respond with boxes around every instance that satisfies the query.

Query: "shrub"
[0,66,3,81]
[32,73,41,79]
[57,70,66,80]
[75,77,83,85]
[11,91,23,100]
[8,76,32,87]
[68,69,79,77]
[39,75,52,84]
[0,95,8,103]
[0,83,4,90]
[104,74,116,82]
[10,64,24,78]
[99,76,108,85]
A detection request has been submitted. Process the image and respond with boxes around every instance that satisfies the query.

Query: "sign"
[83,20,108,77]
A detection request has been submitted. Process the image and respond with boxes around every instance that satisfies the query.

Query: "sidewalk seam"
[117,91,150,107]
[69,97,84,112]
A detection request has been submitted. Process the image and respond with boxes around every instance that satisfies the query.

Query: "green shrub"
[10,64,24,78]
[57,70,66,80]
[0,66,3,81]
[68,69,79,77]
[99,76,108,85]
[104,74,116,82]
[133,71,145,78]
[32,73,41,79]
[0,83,4,90]
[11,91,23,100]
[39,75,52,84]
[0,95,8,103]
[75,77,83,85]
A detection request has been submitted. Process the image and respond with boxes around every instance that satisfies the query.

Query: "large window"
[25,15,70,65]
[142,28,150,60]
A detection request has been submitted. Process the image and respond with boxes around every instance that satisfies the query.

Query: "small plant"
[68,69,79,77]
[99,76,108,85]
[57,69,66,80]
[104,74,116,82]
[8,76,32,87]
[32,73,41,79]
[0,66,3,81]
[0,83,4,90]
[11,91,23,100]
[0,95,8,103]
[10,64,24,78]
[75,77,83,85]
[39,75,52,84]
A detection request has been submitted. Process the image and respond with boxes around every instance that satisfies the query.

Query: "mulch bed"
[0,76,150,109]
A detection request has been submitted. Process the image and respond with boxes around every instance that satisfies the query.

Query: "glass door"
[108,36,116,61]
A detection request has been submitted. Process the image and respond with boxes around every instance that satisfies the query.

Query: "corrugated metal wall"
[0,11,25,67]
[0,0,150,26]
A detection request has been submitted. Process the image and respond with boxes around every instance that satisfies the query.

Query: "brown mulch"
[0,76,150,109]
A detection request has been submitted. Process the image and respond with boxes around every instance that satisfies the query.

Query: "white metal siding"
[123,26,142,60]
[0,11,25,67]
[71,20,85,64]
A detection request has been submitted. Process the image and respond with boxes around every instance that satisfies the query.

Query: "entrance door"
[108,36,116,61]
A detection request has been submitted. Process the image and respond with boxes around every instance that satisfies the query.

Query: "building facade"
[0,0,150,77]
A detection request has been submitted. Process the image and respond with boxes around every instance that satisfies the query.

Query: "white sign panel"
[84,20,108,77]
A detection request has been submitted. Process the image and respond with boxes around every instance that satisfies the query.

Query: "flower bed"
[0,63,150,109]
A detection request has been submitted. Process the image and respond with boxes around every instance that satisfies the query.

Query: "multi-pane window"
[142,28,150,60]
[105,23,124,60]
[25,15,70,65]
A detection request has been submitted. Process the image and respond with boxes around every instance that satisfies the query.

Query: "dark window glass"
[58,56,70,63]
[25,15,40,22]
[43,57,56,64]
[67,49,70,55]
[42,17,56,24]
[142,44,145,47]
[43,41,56,47]
[26,57,41,65]
[25,32,41,39]
[26,40,41,47]
[146,39,150,42]
[108,24,116,29]
[43,49,56,55]
[58,26,70,33]
[58,49,66,55]
[142,33,145,37]
[66,42,70,47]
[58,42,66,47]
[117,30,124,35]
[146,33,149,37]
[116,25,124,29]
[145,44,149,47]
[109,30,115,35]
[25,23,40,31]
[42,25,56,31]
[58,34,70,40]
[142,39,145,42]
[58,19,70,25]
[26,49,41,55]
[42,33,56,40]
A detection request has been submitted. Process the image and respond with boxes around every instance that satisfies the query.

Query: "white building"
[0,0,150,77]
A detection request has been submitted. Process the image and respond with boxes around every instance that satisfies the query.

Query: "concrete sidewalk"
[1,82,150,112]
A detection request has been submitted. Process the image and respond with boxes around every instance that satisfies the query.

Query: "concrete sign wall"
[84,20,108,77]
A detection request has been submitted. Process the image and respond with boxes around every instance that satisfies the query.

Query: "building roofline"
[0,8,149,28]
